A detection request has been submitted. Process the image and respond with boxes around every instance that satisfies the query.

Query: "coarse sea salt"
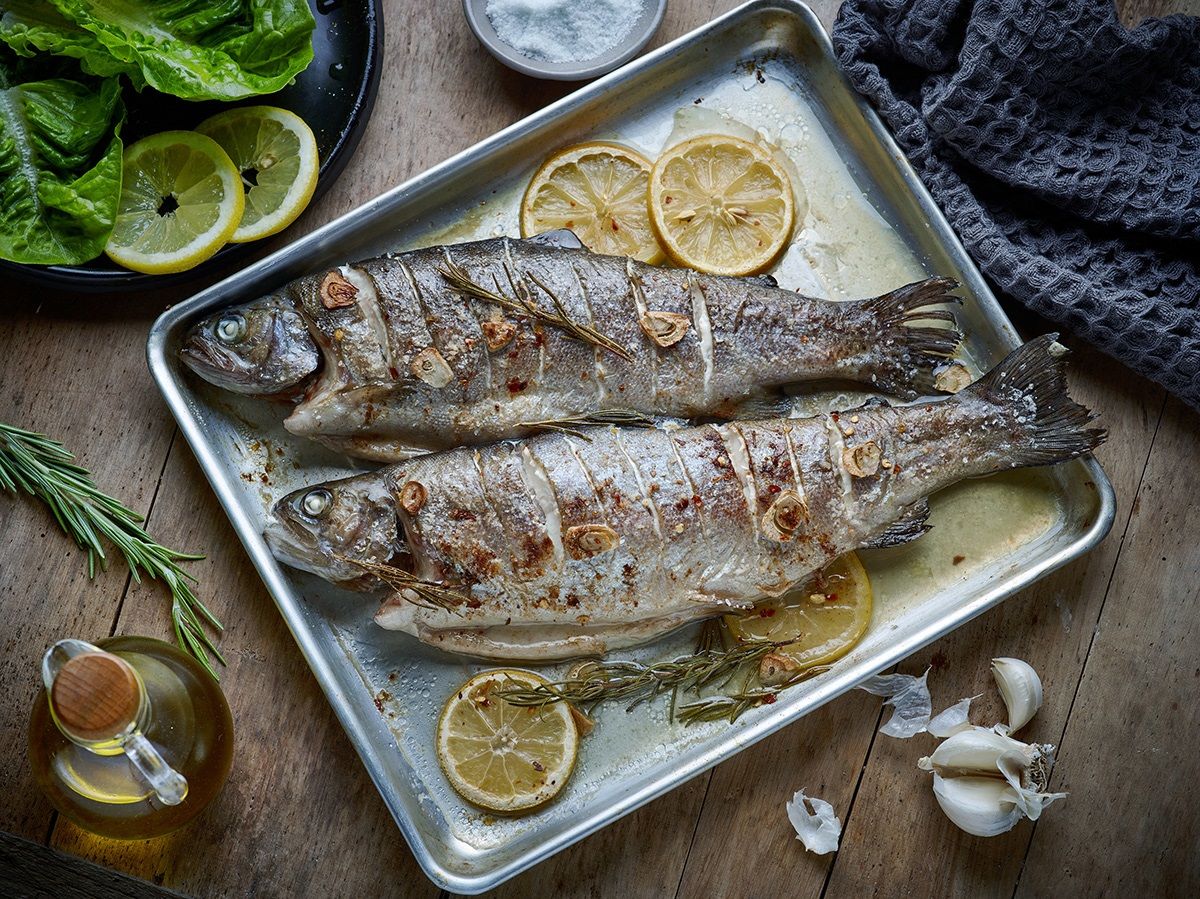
[485,0,645,64]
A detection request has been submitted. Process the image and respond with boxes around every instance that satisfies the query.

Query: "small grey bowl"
[463,0,668,81]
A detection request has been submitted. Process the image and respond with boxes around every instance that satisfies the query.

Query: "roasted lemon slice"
[648,134,795,276]
[105,131,244,274]
[196,106,319,243]
[521,141,664,263]
[437,669,578,813]
[726,553,872,679]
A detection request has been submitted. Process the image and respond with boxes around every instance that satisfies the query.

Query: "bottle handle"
[122,731,189,806]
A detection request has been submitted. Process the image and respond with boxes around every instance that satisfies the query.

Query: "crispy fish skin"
[185,233,962,461]
[266,336,1104,661]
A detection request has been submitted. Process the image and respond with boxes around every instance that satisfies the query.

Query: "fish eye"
[215,313,246,344]
[299,488,332,517]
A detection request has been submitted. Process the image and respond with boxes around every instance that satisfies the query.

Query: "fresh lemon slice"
[648,134,795,276]
[105,131,244,274]
[196,106,319,243]
[521,141,664,263]
[437,669,579,813]
[726,553,872,677]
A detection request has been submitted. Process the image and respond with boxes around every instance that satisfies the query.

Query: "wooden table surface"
[3,1,1198,896]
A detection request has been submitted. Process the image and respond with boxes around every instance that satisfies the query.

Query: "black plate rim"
[1,0,385,295]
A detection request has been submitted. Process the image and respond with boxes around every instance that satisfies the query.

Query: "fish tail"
[963,334,1106,466]
[859,277,963,397]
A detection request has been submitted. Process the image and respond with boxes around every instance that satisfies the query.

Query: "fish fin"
[859,277,963,398]
[963,334,1106,466]
[524,229,584,250]
[752,273,779,288]
[862,499,931,549]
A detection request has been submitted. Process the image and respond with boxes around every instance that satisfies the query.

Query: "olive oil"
[29,636,233,839]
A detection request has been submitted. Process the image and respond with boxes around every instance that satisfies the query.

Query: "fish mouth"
[263,511,362,585]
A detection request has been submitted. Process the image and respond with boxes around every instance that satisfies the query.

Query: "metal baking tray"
[147,1,1115,892]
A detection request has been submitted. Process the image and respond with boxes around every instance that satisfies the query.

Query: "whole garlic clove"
[931,774,1023,837]
[991,657,1043,734]
[920,725,1034,776]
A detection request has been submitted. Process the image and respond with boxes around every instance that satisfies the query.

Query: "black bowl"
[2,0,383,294]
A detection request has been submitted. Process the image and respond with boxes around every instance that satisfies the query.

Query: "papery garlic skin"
[931,774,1024,837]
[991,657,1043,734]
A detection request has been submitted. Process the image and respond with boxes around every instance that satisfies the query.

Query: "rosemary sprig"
[438,260,634,363]
[497,640,784,722]
[337,555,468,612]
[676,689,781,725]
[695,618,725,653]
[518,409,658,440]
[0,423,224,678]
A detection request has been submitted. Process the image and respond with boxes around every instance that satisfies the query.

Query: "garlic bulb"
[918,726,1065,836]
[991,657,1043,734]
[932,774,1024,837]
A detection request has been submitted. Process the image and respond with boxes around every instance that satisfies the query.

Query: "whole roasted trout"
[181,231,962,461]
[265,337,1104,661]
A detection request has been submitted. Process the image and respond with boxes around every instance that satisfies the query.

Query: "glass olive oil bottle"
[29,636,233,839]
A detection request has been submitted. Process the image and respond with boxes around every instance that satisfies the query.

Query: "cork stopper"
[50,652,140,742]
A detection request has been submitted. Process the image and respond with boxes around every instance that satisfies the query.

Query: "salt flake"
[785,790,841,854]
[857,667,932,738]
[927,694,980,738]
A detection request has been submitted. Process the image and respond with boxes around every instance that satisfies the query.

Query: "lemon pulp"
[649,134,795,276]
[522,141,664,263]
[726,552,873,673]
[437,669,579,813]
[196,106,319,243]
[105,131,244,274]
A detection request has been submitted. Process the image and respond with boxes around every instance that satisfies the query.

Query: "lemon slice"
[196,106,319,243]
[105,131,244,274]
[437,669,578,813]
[726,553,872,677]
[521,141,664,263]
[648,134,795,276]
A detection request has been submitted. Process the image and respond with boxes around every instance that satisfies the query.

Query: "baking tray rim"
[146,0,1117,892]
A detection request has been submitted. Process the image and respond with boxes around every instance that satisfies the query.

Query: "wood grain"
[1016,397,1200,897]
[2,0,1198,897]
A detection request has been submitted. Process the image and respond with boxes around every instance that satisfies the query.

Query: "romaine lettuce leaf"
[0,51,124,265]
[0,0,316,101]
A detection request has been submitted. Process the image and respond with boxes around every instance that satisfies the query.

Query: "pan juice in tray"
[152,7,1111,886]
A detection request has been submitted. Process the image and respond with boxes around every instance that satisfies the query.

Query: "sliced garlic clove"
[931,774,1024,837]
[991,657,1043,734]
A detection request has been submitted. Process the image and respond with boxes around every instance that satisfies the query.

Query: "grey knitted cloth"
[832,0,1200,409]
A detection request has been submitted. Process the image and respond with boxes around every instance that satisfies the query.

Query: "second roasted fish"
[181,232,962,461]
[264,336,1104,660]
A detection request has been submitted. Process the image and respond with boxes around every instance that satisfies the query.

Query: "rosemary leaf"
[518,409,658,440]
[337,555,469,612]
[496,641,785,722]
[0,422,224,679]
[438,260,634,362]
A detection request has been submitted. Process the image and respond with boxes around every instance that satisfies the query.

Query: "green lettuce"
[0,0,316,101]
[0,51,124,265]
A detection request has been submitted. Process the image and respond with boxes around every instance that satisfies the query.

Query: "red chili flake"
[675,498,690,512]
[692,494,703,506]
[827,593,838,602]
[758,607,776,618]
[830,411,840,421]
[610,219,620,232]
[761,693,777,705]
[767,484,781,494]
[507,377,528,394]
[533,332,545,347]
[388,366,400,380]
[892,463,903,474]
[952,554,966,565]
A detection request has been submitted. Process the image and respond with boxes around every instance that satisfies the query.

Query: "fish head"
[265,473,408,588]
[181,296,319,395]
